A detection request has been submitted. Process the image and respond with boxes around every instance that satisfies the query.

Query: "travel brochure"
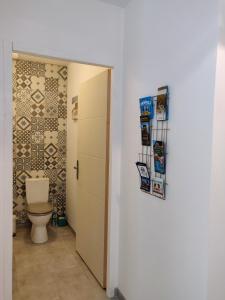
[156,86,169,121]
[139,96,154,146]
[136,162,151,192]
[152,177,165,198]
[140,115,151,146]
[139,96,154,119]
[153,141,166,174]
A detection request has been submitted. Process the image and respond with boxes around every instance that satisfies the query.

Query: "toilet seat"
[27,202,53,216]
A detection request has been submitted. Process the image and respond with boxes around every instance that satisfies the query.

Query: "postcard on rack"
[140,115,151,146]
[139,96,154,119]
[153,140,166,174]
[156,86,169,121]
[136,162,151,192]
[152,177,165,198]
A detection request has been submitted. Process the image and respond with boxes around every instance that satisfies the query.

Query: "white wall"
[66,63,106,232]
[0,0,124,298]
[119,0,218,299]
[208,2,225,299]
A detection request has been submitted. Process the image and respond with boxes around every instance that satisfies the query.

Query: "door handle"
[74,160,79,180]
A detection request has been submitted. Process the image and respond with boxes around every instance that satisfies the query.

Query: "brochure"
[140,115,151,146]
[139,96,154,119]
[153,140,166,174]
[156,86,169,121]
[152,177,165,198]
[136,162,151,192]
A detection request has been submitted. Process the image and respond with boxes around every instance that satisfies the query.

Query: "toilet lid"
[27,202,53,215]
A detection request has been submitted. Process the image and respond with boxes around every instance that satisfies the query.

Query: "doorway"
[12,51,111,299]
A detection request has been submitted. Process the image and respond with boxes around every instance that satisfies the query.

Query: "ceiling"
[98,0,130,8]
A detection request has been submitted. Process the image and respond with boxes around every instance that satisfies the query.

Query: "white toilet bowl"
[28,211,52,244]
[25,178,53,244]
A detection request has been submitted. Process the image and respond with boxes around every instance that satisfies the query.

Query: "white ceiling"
[98,0,130,8]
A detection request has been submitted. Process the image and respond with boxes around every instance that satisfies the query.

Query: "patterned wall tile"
[45,91,58,118]
[15,158,31,171]
[16,87,31,103]
[16,185,26,197]
[58,130,66,146]
[13,60,17,75]
[45,64,59,79]
[49,183,58,197]
[31,103,45,117]
[16,116,31,131]
[14,195,26,217]
[16,143,31,158]
[44,118,58,131]
[16,131,31,144]
[31,76,45,90]
[31,157,45,170]
[58,92,67,105]
[58,146,66,160]
[44,131,58,144]
[16,170,31,185]
[46,91,58,103]
[15,60,33,76]
[31,117,45,132]
[44,170,58,184]
[58,78,67,94]
[30,62,46,77]
[57,169,66,182]
[44,143,58,157]
[58,104,67,118]
[31,144,44,159]
[57,157,66,169]
[44,156,58,170]
[58,118,66,131]
[30,170,45,178]
[31,89,45,104]
[13,59,67,224]
[57,182,66,195]
[58,66,67,80]
[16,74,31,89]
[31,131,44,144]
[56,194,66,216]
[46,78,58,92]
[16,101,31,118]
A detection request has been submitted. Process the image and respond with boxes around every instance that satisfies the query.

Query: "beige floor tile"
[13,225,109,300]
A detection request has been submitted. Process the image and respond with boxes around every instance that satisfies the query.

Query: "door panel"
[78,118,107,159]
[76,70,110,288]
[78,73,108,119]
[77,189,105,282]
[78,154,105,198]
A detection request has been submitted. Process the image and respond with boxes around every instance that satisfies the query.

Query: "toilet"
[25,178,53,244]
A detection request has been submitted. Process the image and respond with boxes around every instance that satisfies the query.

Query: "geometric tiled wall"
[13,59,67,224]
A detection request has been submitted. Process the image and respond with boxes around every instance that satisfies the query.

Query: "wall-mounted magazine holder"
[137,89,169,200]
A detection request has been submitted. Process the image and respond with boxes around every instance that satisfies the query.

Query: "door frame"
[0,40,13,300]
[0,40,121,299]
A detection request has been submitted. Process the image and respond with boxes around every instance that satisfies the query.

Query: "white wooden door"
[0,40,13,300]
[76,70,110,288]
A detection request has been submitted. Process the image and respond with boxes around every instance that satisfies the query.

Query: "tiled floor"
[13,225,111,300]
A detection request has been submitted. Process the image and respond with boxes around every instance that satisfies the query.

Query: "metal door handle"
[74,160,79,180]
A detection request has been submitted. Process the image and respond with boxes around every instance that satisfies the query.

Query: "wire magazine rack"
[138,95,169,200]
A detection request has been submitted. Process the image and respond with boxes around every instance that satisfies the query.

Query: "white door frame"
[0,40,13,300]
[0,40,121,299]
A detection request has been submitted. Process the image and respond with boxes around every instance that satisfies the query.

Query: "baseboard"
[67,222,76,236]
[114,288,126,300]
